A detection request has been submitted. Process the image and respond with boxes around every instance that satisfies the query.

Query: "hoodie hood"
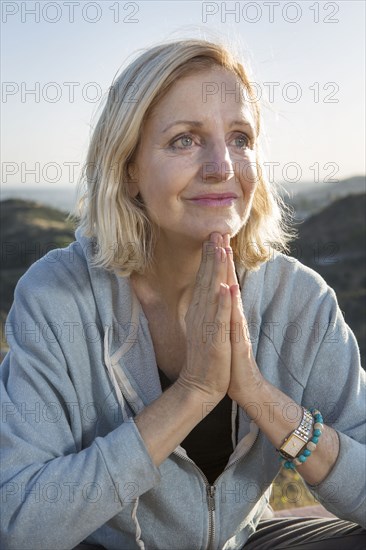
[75,227,162,415]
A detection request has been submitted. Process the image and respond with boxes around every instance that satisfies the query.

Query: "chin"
[203,218,244,238]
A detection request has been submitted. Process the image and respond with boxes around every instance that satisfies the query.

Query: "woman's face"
[130,67,259,246]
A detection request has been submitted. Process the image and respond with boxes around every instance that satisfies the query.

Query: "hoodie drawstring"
[131,497,145,549]
[103,327,129,422]
[231,400,238,449]
[103,326,146,549]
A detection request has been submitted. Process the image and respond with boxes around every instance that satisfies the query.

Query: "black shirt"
[158,367,236,485]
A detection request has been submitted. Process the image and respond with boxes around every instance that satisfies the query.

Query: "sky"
[1,0,365,190]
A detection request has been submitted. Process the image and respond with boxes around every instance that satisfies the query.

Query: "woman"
[1,40,365,550]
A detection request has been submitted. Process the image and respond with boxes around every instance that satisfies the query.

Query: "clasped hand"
[178,233,264,408]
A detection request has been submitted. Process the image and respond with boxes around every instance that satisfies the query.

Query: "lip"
[189,193,238,200]
[188,193,238,207]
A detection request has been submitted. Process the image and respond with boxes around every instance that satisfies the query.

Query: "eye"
[170,134,195,149]
[232,133,250,149]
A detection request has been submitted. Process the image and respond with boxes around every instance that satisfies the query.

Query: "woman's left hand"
[210,235,340,487]
[221,234,265,407]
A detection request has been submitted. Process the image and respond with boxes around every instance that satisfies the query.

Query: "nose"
[201,140,234,183]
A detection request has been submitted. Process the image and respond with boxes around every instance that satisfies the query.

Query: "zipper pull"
[206,485,216,511]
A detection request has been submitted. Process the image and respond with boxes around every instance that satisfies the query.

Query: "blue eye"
[180,136,193,147]
[233,134,249,149]
[170,134,194,149]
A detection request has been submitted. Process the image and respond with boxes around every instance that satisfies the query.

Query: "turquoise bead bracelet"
[279,408,324,470]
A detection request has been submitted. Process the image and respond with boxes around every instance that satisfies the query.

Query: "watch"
[278,408,314,460]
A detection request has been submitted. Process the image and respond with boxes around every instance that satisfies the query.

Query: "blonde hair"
[77,39,293,275]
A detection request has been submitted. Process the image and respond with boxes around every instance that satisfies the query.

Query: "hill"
[289,193,366,364]
[1,198,75,269]
[280,175,366,219]
[0,199,75,355]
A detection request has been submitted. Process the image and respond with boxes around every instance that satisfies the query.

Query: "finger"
[225,245,238,288]
[211,233,223,248]
[200,241,218,293]
[213,282,232,345]
[230,284,250,350]
[223,234,230,248]
[230,284,244,318]
[206,246,228,314]
[209,232,221,246]
[221,234,237,287]
[189,244,224,331]
[190,241,217,308]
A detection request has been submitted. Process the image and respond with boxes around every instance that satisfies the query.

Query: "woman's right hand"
[176,236,232,404]
[135,235,233,465]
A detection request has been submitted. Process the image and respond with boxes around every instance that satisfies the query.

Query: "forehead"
[148,67,256,129]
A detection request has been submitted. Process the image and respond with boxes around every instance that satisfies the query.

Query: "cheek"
[238,153,259,193]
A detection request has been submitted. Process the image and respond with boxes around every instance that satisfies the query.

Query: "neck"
[132,234,204,314]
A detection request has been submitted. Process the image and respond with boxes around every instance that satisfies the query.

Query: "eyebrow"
[162,119,255,134]
[229,120,255,132]
[162,120,203,133]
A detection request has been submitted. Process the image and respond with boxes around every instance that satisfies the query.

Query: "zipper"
[206,485,216,550]
[116,377,260,548]
[173,448,216,549]
[173,425,259,550]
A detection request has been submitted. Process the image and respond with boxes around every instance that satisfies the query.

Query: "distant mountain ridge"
[279,175,366,219]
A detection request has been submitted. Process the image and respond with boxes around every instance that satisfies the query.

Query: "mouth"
[188,193,238,207]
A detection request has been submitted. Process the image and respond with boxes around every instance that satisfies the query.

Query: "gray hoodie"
[1,228,365,550]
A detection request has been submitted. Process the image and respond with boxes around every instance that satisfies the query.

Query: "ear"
[127,161,139,198]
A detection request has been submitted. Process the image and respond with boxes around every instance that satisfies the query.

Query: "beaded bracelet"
[279,409,324,470]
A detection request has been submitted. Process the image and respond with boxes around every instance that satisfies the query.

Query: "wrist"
[173,377,224,412]
[229,369,265,410]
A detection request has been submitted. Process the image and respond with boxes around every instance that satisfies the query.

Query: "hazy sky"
[1,0,365,189]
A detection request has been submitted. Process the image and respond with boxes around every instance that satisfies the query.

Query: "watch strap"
[278,408,314,460]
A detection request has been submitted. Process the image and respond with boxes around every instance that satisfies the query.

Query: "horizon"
[2,173,365,191]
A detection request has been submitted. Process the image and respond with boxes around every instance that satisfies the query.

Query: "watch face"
[281,434,306,458]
